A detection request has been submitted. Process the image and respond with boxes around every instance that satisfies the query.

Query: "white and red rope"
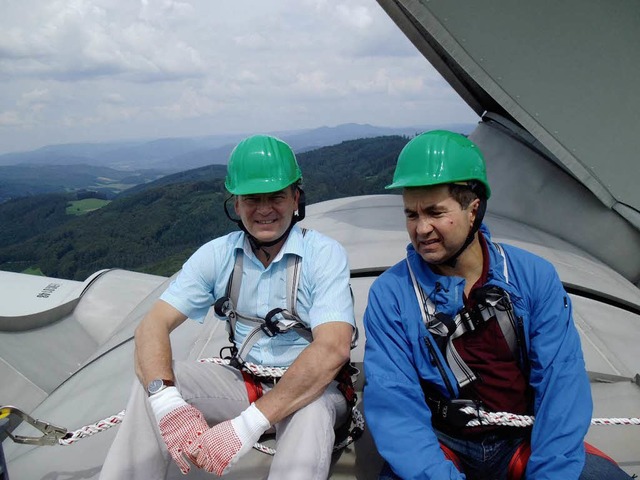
[49,360,638,449]
[58,359,365,454]
[58,400,638,448]
[460,406,640,428]
[198,357,289,378]
[58,410,125,446]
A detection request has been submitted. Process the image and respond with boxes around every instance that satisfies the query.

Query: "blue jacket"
[363,225,592,479]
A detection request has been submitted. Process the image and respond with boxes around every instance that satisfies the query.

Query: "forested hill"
[0,135,408,280]
[0,164,163,203]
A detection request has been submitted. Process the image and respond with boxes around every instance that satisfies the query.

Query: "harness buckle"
[214,297,232,317]
[261,316,281,337]
[261,308,290,337]
[430,398,481,428]
[460,310,479,332]
[228,356,244,370]
[0,405,68,446]
[260,323,278,337]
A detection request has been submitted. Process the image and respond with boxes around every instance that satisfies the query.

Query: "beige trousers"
[99,360,348,480]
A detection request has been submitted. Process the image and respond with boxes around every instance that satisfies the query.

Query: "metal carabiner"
[0,405,68,446]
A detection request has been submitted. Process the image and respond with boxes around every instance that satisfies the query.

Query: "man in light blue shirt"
[100,135,355,480]
[162,224,353,367]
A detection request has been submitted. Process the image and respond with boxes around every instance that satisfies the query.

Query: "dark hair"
[448,182,483,209]
[289,180,302,194]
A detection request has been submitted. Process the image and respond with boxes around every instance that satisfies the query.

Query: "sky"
[0,0,479,154]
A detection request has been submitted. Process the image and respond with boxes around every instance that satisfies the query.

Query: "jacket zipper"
[515,315,530,379]
[424,336,456,397]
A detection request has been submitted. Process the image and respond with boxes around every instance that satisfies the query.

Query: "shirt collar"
[233,224,305,263]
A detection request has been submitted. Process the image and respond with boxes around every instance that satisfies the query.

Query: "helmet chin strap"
[442,198,487,268]
[223,188,306,260]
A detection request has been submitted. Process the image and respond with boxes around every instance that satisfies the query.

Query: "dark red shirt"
[453,233,531,415]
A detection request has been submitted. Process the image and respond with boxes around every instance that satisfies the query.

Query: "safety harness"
[407,247,632,476]
[213,228,312,370]
[213,228,357,408]
[407,243,529,426]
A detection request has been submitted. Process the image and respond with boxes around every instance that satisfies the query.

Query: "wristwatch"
[147,378,175,396]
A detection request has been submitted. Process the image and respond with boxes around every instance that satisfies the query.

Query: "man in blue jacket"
[363,130,631,479]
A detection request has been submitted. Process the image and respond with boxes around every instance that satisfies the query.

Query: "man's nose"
[256,198,273,213]
[415,216,434,236]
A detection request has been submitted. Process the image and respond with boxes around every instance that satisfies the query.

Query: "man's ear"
[469,197,481,225]
[233,195,240,215]
[294,187,306,221]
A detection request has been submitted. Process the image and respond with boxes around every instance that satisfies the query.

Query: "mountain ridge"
[0,122,475,172]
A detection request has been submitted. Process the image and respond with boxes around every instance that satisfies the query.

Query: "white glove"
[151,387,209,475]
[148,386,188,423]
[187,403,270,476]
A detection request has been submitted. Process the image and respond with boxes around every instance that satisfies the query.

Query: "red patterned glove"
[158,403,210,474]
[187,403,270,476]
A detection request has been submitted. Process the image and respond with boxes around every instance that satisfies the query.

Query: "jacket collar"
[405,224,511,315]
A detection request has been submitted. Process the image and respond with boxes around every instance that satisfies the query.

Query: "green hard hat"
[225,135,302,195]
[386,130,491,198]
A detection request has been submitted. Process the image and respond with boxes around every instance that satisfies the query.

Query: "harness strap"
[507,441,530,480]
[288,252,303,318]
[233,308,312,365]
[468,286,520,362]
[241,371,264,403]
[408,243,521,389]
[216,229,358,413]
[407,259,475,388]
[407,259,474,387]
[227,229,307,312]
[226,250,244,306]
[439,442,463,472]
[219,229,312,366]
[506,441,618,480]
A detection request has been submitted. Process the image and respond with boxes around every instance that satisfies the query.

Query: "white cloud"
[336,4,374,30]
[234,33,268,50]
[19,88,51,106]
[103,93,126,105]
[292,70,347,97]
[155,87,223,120]
[0,111,24,127]
[1,0,205,82]
[0,0,478,153]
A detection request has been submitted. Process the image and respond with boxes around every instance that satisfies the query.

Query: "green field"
[22,266,44,276]
[66,198,111,215]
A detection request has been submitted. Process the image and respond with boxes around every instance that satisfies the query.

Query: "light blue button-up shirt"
[160,225,355,366]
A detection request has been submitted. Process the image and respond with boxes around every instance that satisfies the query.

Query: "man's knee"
[580,448,633,480]
[282,389,346,435]
[295,395,339,424]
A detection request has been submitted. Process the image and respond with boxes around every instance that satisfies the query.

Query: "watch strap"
[147,378,175,396]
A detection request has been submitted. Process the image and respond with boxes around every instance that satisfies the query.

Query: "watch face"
[147,379,164,395]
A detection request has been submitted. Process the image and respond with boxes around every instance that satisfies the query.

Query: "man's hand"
[187,403,270,476]
[151,387,210,475]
